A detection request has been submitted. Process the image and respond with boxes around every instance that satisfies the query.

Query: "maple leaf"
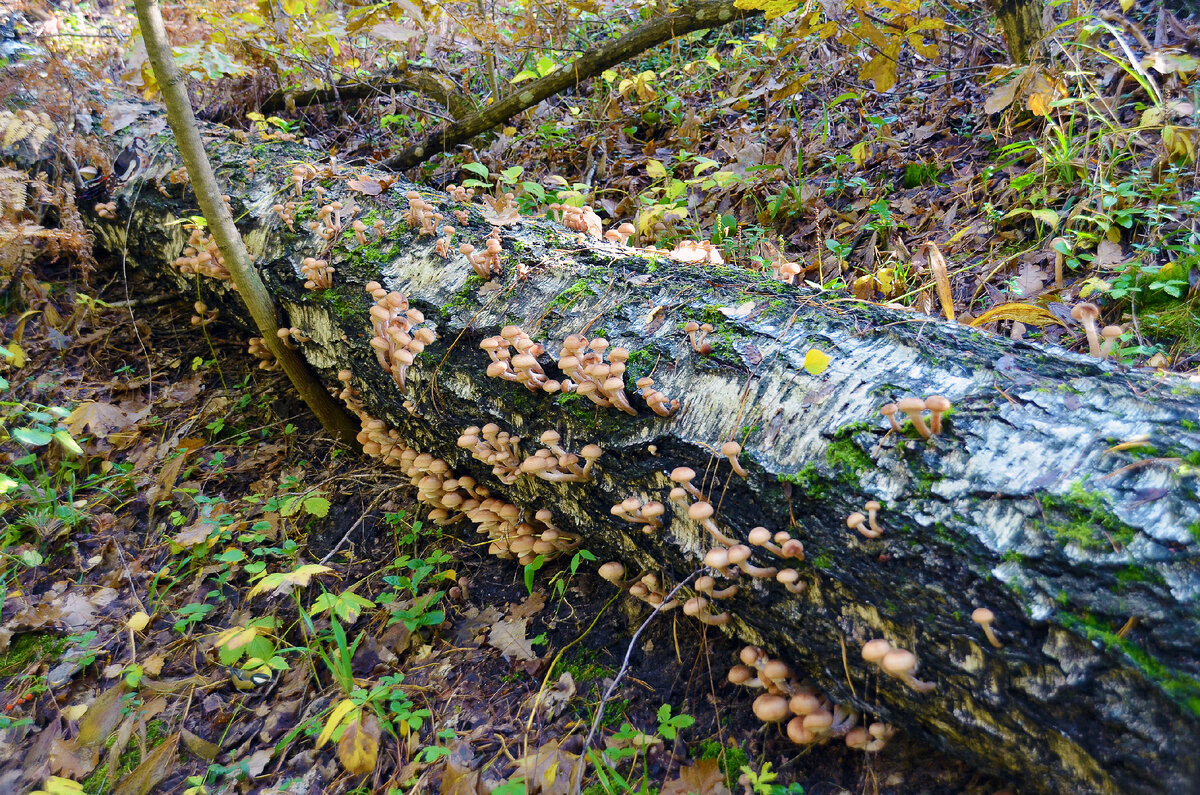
[488,616,537,661]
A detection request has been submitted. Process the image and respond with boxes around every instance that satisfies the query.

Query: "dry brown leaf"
[488,617,536,661]
[65,401,143,439]
[660,758,732,795]
[538,671,575,721]
[347,175,384,195]
[113,733,178,795]
[49,737,97,779]
[1013,262,1046,299]
[509,739,577,795]
[510,590,547,620]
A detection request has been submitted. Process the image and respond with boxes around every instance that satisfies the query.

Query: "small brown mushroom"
[972,607,1003,648]
[1071,302,1102,358]
[721,441,748,477]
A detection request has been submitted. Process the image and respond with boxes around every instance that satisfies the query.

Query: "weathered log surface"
[46,105,1200,795]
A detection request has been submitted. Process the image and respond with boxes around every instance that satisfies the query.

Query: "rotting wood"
[15,104,1200,795]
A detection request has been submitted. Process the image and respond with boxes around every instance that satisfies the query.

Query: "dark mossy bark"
[30,103,1200,795]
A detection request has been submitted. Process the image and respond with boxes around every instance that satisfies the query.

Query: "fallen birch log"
[22,102,1200,795]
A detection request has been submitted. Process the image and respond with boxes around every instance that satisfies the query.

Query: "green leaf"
[12,427,52,447]
[462,162,490,180]
[500,165,524,183]
[303,496,331,517]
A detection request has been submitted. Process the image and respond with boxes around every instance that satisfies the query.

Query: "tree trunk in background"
[987,0,1046,62]
[26,103,1200,795]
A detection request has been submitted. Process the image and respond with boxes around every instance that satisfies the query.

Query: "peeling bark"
[33,107,1200,795]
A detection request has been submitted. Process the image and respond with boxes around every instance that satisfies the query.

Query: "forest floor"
[3,0,1199,793]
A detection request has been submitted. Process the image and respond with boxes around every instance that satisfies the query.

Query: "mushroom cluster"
[404,190,442,235]
[308,200,354,242]
[95,201,117,220]
[554,335,637,414]
[598,563,677,610]
[434,226,456,259]
[610,496,665,533]
[447,183,475,203]
[846,500,884,539]
[684,321,713,354]
[668,467,735,547]
[728,647,873,749]
[548,203,602,238]
[365,281,436,391]
[1072,302,1124,359]
[172,224,232,282]
[458,424,524,484]
[270,200,298,229]
[290,164,315,197]
[861,639,935,692]
[879,395,951,439]
[300,257,333,290]
[480,325,548,390]
[634,375,680,417]
[602,222,636,246]
[275,326,311,348]
[668,239,725,265]
[345,399,582,565]
[460,229,503,279]
[190,301,217,327]
[247,337,278,370]
[520,430,602,482]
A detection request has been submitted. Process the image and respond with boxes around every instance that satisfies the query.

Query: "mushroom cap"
[1071,302,1100,321]
[695,575,715,593]
[803,709,834,731]
[762,659,790,682]
[670,466,696,483]
[972,607,995,625]
[598,562,625,582]
[748,527,772,546]
[846,512,867,529]
[845,726,870,750]
[879,402,897,415]
[703,548,730,569]
[862,639,892,664]
[787,717,816,745]
[581,444,602,460]
[688,501,715,521]
[727,664,754,685]
[726,545,751,565]
[752,694,790,723]
[896,397,925,413]
[682,596,709,616]
[721,441,742,458]
[684,321,699,333]
[617,222,635,235]
[789,692,820,716]
[739,646,762,666]
[777,568,800,585]
[924,395,951,412]
[864,500,881,512]
[1101,325,1123,339]
[881,649,918,678]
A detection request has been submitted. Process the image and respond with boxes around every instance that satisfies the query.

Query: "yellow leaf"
[850,141,869,169]
[316,699,357,748]
[247,564,333,598]
[1027,91,1051,116]
[127,611,150,632]
[802,349,831,375]
[859,43,901,92]
[214,625,259,651]
[1120,0,1133,10]
[645,159,667,180]
[336,712,381,775]
[6,342,25,368]
[33,776,86,795]
[968,303,1061,328]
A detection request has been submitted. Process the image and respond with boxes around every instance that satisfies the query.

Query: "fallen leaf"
[247,564,333,598]
[112,733,178,795]
[76,682,128,748]
[716,301,754,319]
[509,739,577,795]
[538,671,576,721]
[969,303,1061,328]
[347,175,383,195]
[127,611,150,632]
[510,590,547,620]
[337,711,381,775]
[180,729,219,761]
[49,737,96,779]
[488,617,537,661]
[802,348,831,375]
[660,758,732,795]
